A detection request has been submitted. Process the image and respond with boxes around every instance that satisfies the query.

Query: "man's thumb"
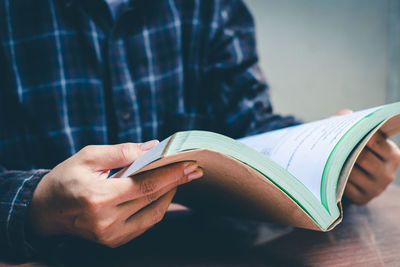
[78,140,159,171]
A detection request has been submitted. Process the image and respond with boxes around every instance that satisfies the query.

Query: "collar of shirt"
[62,0,140,25]
[105,0,131,20]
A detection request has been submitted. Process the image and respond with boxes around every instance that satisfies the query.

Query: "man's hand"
[336,109,400,204]
[27,141,203,248]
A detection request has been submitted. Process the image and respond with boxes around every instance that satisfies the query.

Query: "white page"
[238,107,380,201]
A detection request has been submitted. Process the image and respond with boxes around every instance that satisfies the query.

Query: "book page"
[238,107,380,201]
[114,137,171,178]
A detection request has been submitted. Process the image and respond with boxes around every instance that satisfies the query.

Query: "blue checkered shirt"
[0,0,300,259]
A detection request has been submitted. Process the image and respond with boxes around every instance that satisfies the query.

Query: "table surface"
[3,185,400,267]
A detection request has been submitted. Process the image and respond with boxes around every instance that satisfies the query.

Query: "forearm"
[220,78,303,138]
[243,101,303,137]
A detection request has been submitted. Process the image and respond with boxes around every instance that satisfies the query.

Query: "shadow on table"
[40,209,294,267]
[6,186,400,266]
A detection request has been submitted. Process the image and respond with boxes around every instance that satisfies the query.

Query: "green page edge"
[322,102,400,213]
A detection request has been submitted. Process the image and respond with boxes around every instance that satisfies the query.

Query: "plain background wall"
[245,0,400,183]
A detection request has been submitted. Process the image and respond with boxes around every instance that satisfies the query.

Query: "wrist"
[26,172,61,237]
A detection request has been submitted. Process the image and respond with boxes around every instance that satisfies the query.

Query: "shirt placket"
[107,6,143,144]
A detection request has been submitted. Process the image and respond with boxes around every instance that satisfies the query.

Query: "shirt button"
[121,111,131,121]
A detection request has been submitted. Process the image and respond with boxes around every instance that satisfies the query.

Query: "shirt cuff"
[1,169,49,259]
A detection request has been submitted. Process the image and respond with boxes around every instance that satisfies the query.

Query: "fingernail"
[187,169,203,181]
[139,140,159,151]
[184,162,198,175]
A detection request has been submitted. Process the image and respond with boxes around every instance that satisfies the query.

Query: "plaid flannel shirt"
[0,0,300,259]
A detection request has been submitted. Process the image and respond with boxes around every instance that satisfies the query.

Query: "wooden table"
[3,186,400,267]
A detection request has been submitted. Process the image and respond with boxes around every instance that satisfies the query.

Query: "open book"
[117,102,400,231]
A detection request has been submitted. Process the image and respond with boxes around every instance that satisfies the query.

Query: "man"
[0,0,399,260]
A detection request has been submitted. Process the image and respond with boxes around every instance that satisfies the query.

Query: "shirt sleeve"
[0,40,53,260]
[0,168,49,259]
[204,0,302,139]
